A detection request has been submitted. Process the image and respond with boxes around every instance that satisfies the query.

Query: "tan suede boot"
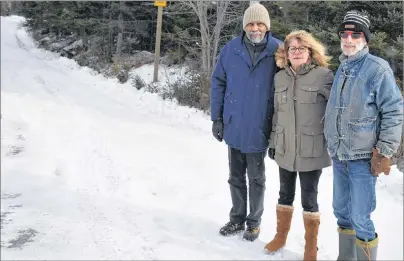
[264,204,294,252]
[303,211,320,261]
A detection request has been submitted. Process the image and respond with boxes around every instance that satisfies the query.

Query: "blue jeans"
[332,157,377,241]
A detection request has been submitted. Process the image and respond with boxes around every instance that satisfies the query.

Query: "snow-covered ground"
[1,16,403,260]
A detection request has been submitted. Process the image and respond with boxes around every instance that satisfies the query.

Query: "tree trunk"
[211,1,229,76]
[116,1,124,57]
[1,1,11,16]
[10,1,22,14]
[183,1,230,75]
[108,3,113,57]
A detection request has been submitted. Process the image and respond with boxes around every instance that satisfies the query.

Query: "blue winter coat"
[210,32,281,153]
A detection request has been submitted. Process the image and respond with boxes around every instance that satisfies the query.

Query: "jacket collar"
[285,62,316,77]
[234,31,279,67]
[236,31,279,53]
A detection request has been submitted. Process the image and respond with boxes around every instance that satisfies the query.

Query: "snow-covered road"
[1,16,402,260]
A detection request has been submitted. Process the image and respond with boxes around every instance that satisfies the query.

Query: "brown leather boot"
[264,204,294,252]
[303,211,320,261]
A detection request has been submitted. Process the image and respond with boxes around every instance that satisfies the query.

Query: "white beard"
[341,40,366,56]
[246,32,264,44]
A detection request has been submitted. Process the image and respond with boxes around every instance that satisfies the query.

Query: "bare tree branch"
[165,0,235,75]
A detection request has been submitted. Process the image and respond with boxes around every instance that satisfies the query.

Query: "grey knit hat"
[338,10,371,42]
[243,3,270,31]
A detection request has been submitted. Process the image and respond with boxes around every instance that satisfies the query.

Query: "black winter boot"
[243,226,260,241]
[219,221,245,236]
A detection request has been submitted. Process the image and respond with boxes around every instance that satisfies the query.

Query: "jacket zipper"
[336,74,348,139]
[292,73,297,170]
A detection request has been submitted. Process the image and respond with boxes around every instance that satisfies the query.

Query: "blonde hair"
[275,30,331,68]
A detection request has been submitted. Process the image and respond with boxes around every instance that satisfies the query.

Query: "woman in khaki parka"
[264,31,334,261]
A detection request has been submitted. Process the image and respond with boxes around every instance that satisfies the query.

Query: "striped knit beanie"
[338,10,371,42]
[243,3,270,31]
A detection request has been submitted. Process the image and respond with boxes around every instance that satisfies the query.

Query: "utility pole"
[153,1,166,82]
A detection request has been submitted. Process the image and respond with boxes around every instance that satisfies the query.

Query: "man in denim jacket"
[324,10,403,261]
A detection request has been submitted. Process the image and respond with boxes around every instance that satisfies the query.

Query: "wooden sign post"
[153,1,167,82]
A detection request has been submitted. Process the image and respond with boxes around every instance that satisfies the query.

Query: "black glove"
[268,148,275,160]
[212,119,224,142]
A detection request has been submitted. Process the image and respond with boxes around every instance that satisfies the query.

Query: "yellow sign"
[154,1,167,7]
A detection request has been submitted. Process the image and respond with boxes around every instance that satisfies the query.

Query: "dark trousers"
[228,147,266,227]
[278,167,322,212]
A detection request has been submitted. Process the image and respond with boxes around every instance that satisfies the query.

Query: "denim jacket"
[324,46,403,160]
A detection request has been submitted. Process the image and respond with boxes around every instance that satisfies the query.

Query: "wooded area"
[2,1,402,86]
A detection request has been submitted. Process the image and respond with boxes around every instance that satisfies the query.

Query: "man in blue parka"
[210,3,281,241]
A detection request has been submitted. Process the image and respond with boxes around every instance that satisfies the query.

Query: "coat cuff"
[376,142,394,158]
